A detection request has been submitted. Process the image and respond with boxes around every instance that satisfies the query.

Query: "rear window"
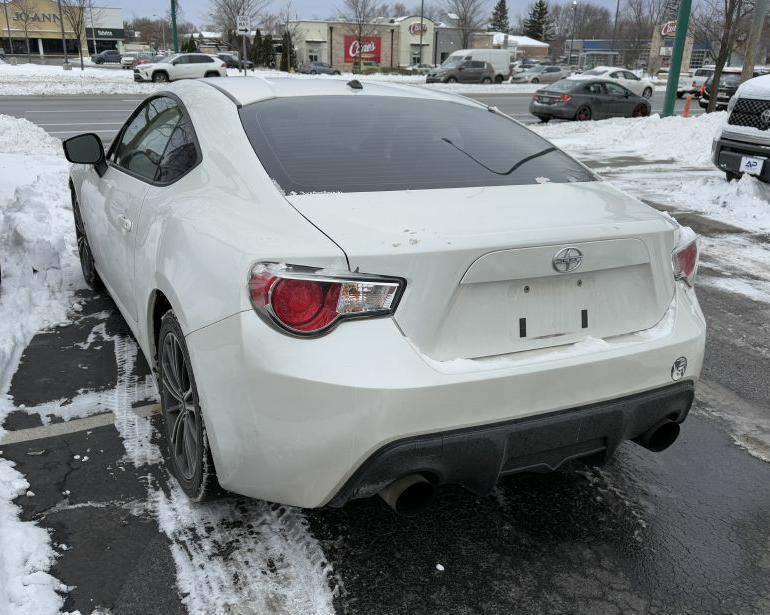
[582,68,605,75]
[239,96,593,194]
[545,80,578,92]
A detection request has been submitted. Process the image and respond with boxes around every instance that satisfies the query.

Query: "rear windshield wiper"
[441,137,557,176]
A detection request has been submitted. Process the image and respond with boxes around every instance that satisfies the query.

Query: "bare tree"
[337,0,384,70]
[10,0,37,61]
[547,1,612,58]
[692,0,754,112]
[444,0,485,48]
[60,0,88,70]
[209,0,270,44]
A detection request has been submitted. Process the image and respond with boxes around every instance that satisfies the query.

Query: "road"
[1,95,769,615]
[0,90,704,143]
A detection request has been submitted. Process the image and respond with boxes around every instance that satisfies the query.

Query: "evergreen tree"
[489,0,510,33]
[252,29,263,66]
[262,36,276,69]
[522,0,553,42]
[186,34,197,52]
[280,32,290,71]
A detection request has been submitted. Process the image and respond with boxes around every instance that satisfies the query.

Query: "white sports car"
[63,78,705,514]
[575,66,656,98]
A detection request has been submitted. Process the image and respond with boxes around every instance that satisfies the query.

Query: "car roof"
[188,76,487,107]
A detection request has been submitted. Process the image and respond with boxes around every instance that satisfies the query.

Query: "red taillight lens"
[559,94,571,101]
[673,237,698,286]
[248,263,404,336]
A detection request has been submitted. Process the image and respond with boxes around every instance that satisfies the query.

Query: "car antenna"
[347,79,363,90]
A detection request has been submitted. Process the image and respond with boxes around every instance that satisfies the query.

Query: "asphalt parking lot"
[1,94,768,614]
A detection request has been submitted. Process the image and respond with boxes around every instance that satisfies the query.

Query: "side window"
[175,55,189,64]
[194,55,214,63]
[157,117,199,183]
[585,83,604,95]
[113,97,182,182]
[609,71,622,79]
[624,71,639,80]
[471,61,485,69]
[605,82,627,96]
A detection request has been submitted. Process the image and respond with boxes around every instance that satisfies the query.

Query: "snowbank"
[0,115,80,614]
[534,112,727,167]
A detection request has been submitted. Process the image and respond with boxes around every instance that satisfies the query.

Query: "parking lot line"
[0,404,161,445]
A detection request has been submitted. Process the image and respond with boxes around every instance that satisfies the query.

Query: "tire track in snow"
[105,331,336,614]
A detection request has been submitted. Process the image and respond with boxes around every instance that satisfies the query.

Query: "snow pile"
[0,115,81,615]
[0,61,159,95]
[534,112,727,167]
[687,173,770,232]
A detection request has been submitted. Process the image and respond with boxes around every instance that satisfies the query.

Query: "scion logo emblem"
[761,109,770,126]
[552,247,583,273]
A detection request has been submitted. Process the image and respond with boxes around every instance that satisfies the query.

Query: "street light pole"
[569,1,577,68]
[661,0,692,117]
[170,0,178,52]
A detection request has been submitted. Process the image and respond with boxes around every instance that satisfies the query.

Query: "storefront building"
[85,7,124,54]
[0,0,87,56]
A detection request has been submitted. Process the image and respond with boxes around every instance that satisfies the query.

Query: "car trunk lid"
[285,181,677,361]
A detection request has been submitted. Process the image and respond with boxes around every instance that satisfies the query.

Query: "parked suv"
[700,68,759,111]
[133,53,227,82]
[217,53,254,70]
[426,60,496,84]
[712,74,770,183]
[91,49,121,64]
[298,61,341,75]
[677,67,713,98]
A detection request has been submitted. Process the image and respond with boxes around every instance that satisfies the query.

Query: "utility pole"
[661,0,692,117]
[741,0,768,82]
[611,0,620,55]
[3,1,12,55]
[569,1,578,68]
[170,0,178,52]
[418,0,424,65]
[56,0,70,67]
[88,0,97,55]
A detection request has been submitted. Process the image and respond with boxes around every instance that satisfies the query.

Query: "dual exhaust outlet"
[377,419,681,515]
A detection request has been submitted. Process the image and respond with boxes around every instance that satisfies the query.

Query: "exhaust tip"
[634,419,681,452]
[378,474,436,516]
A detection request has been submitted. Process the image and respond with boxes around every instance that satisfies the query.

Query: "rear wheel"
[446,76,457,83]
[482,76,492,84]
[536,115,551,123]
[310,69,317,74]
[632,104,650,118]
[71,187,102,290]
[158,311,220,501]
[531,77,539,84]
[152,71,169,82]
[333,70,341,75]
[494,75,504,84]
[642,87,653,98]
[575,105,592,121]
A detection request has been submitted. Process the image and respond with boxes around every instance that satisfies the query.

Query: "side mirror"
[62,133,106,175]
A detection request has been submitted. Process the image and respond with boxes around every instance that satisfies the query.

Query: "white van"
[441,49,516,83]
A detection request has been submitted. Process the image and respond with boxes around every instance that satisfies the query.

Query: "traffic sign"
[236,15,250,35]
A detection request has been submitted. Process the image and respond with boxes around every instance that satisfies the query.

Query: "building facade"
[85,7,124,54]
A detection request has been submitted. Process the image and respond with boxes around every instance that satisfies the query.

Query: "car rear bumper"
[529,100,575,119]
[713,135,770,182]
[185,284,705,508]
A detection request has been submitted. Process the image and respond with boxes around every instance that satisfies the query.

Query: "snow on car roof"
[187,76,484,107]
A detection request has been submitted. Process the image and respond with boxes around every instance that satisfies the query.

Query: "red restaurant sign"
[344,35,382,64]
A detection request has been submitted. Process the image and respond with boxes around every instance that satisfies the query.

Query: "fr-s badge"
[671,357,687,381]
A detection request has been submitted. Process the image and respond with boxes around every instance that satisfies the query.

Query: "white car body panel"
[133,54,227,82]
[68,77,706,508]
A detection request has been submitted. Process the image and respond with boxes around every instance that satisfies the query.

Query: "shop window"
[308,50,319,62]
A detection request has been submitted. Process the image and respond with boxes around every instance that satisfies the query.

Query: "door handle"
[118,214,133,232]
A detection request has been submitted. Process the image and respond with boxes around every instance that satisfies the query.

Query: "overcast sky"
[101,0,612,28]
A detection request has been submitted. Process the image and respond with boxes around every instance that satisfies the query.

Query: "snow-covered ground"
[0,116,81,614]
[0,61,597,96]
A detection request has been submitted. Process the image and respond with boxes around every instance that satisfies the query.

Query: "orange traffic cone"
[683,94,692,118]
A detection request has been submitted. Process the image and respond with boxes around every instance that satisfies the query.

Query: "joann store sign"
[12,12,62,24]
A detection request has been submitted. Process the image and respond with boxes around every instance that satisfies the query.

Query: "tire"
[575,105,592,121]
[152,71,169,83]
[531,77,539,84]
[494,75,504,84]
[310,69,317,74]
[446,76,457,83]
[158,311,220,501]
[71,186,102,290]
[204,71,218,78]
[676,92,684,99]
[482,77,492,84]
[642,87,653,98]
[536,115,551,123]
[725,171,741,182]
[333,71,341,75]
[632,104,650,118]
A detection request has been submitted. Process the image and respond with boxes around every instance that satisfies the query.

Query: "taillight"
[248,263,404,336]
[559,94,571,102]
[672,235,698,287]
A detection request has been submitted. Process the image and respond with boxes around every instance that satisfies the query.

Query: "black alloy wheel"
[575,105,592,121]
[643,87,653,98]
[158,311,219,501]
[71,187,101,289]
